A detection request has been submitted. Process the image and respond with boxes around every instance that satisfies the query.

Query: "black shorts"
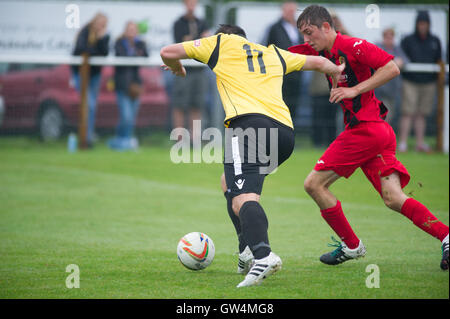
[223,114,295,199]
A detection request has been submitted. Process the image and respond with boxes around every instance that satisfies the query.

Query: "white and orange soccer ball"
[177,232,215,270]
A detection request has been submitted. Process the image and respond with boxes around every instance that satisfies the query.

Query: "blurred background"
[0,0,448,153]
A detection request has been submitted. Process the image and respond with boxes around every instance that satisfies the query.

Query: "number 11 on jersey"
[243,44,266,74]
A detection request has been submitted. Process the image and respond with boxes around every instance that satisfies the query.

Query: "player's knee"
[232,201,240,216]
[382,189,405,212]
[232,198,246,216]
[232,194,260,216]
[304,175,318,196]
[220,173,227,193]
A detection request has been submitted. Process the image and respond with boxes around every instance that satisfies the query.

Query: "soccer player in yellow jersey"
[161,25,344,287]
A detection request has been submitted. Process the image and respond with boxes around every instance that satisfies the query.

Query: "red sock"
[401,198,449,241]
[321,201,360,249]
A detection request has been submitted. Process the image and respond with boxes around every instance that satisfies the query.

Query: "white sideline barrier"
[403,63,449,73]
[0,55,204,67]
[0,55,448,71]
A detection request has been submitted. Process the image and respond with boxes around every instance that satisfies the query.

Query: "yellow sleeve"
[182,35,218,64]
[275,46,307,74]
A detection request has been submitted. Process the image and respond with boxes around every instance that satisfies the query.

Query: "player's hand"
[161,64,186,77]
[329,62,345,89]
[329,86,359,103]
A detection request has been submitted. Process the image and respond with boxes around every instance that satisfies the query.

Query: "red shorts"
[314,121,410,196]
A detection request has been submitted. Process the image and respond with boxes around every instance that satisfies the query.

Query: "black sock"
[224,192,247,253]
[239,201,271,259]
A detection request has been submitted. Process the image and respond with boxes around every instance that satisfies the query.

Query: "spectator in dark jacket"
[265,1,303,125]
[72,12,109,147]
[108,21,148,151]
[398,10,442,152]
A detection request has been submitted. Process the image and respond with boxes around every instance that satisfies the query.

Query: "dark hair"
[215,24,246,38]
[416,10,430,24]
[297,5,334,30]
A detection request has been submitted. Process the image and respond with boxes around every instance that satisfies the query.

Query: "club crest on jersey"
[194,39,201,47]
[337,56,348,83]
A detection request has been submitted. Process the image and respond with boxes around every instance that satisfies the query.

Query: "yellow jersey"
[182,33,306,128]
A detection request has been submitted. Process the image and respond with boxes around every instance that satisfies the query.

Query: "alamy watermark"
[170,120,280,175]
[66,264,80,288]
[365,264,380,288]
[65,4,80,29]
[365,4,380,29]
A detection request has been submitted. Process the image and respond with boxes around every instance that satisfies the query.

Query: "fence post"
[78,53,90,149]
[436,60,445,152]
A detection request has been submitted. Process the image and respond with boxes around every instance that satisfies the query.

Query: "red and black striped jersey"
[289,32,394,128]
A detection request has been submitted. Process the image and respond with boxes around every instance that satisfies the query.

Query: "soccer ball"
[177,232,215,270]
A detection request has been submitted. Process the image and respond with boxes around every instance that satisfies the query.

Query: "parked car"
[0,64,169,140]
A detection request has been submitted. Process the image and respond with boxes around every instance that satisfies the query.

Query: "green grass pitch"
[0,137,448,299]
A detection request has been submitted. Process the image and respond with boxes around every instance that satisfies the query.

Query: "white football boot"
[236,252,282,288]
[237,246,254,275]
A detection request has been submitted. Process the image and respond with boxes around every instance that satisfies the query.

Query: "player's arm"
[160,43,188,77]
[329,40,400,103]
[302,56,345,88]
[161,36,216,77]
[277,47,343,88]
[330,60,399,103]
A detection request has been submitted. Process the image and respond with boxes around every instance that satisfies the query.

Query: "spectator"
[399,10,442,152]
[72,12,110,147]
[172,0,209,142]
[265,1,303,125]
[375,28,408,126]
[108,21,148,151]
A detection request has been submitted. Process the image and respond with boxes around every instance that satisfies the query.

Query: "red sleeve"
[353,40,394,69]
[288,43,318,56]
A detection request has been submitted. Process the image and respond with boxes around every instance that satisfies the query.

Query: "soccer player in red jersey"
[289,5,449,269]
